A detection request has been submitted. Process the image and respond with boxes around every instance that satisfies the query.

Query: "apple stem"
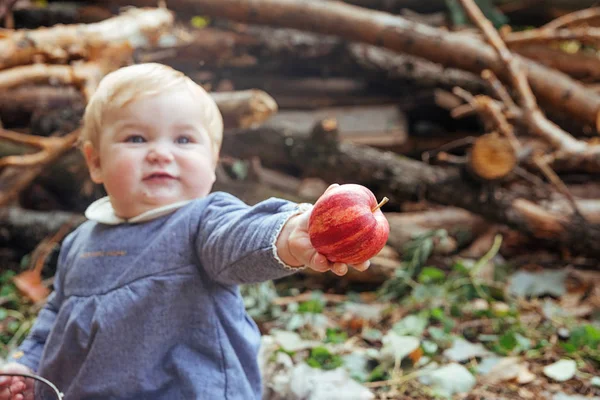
[372,197,389,212]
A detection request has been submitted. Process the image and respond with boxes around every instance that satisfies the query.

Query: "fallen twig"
[541,6,600,30]
[0,129,80,207]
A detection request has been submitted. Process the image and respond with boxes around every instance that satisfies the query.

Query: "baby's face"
[84,90,216,219]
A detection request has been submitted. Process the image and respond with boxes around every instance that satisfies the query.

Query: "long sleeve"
[9,233,73,372]
[195,192,304,285]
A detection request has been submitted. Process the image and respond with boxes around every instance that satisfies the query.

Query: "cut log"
[107,0,600,131]
[467,132,517,181]
[221,122,600,259]
[266,105,408,146]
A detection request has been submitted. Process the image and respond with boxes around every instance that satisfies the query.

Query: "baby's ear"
[82,141,103,184]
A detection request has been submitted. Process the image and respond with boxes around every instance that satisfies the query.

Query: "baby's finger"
[10,379,25,394]
[0,386,11,400]
[309,253,331,272]
[331,262,348,276]
[350,260,370,272]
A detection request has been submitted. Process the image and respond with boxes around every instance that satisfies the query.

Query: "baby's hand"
[0,363,34,400]
[278,184,370,276]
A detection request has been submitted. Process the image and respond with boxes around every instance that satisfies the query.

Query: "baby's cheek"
[190,172,215,197]
[105,157,139,188]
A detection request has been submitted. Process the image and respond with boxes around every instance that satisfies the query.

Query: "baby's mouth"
[144,172,178,181]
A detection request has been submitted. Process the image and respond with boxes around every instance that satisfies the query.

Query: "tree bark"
[513,45,600,81]
[0,7,173,70]
[140,26,486,94]
[10,4,112,29]
[106,0,600,131]
[221,123,600,259]
[0,86,84,128]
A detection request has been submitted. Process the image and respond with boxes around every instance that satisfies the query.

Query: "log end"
[468,132,517,181]
[310,117,339,144]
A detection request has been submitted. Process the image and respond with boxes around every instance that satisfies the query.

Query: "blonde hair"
[81,63,223,159]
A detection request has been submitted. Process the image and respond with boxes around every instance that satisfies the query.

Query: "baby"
[0,63,369,399]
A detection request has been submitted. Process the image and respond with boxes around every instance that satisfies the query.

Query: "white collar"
[84,196,193,225]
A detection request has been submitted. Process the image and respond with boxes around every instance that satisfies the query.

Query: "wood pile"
[3,0,600,292]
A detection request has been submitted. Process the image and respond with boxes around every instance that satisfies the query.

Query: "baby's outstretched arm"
[276,185,370,276]
[0,363,34,400]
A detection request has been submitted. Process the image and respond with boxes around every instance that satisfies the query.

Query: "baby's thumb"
[0,363,31,374]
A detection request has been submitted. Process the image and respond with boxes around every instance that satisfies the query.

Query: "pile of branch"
[3,0,600,290]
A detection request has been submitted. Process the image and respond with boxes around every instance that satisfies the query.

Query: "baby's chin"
[141,194,193,207]
[111,196,188,218]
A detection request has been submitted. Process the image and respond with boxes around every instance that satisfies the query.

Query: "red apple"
[308,184,390,265]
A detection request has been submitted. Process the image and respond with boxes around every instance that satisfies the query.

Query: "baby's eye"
[176,136,192,144]
[125,135,145,143]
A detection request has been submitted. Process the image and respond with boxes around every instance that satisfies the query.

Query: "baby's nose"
[147,147,174,163]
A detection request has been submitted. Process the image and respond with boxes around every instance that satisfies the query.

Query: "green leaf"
[0,308,7,321]
[190,16,211,29]
[452,260,471,276]
[499,332,518,351]
[298,299,324,314]
[430,307,445,321]
[306,346,343,370]
[367,364,389,382]
[7,321,20,334]
[418,267,446,284]
[430,308,455,333]
[0,283,15,298]
[325,328,348,344]
[0,271,15,284]
[567,324,600,350]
